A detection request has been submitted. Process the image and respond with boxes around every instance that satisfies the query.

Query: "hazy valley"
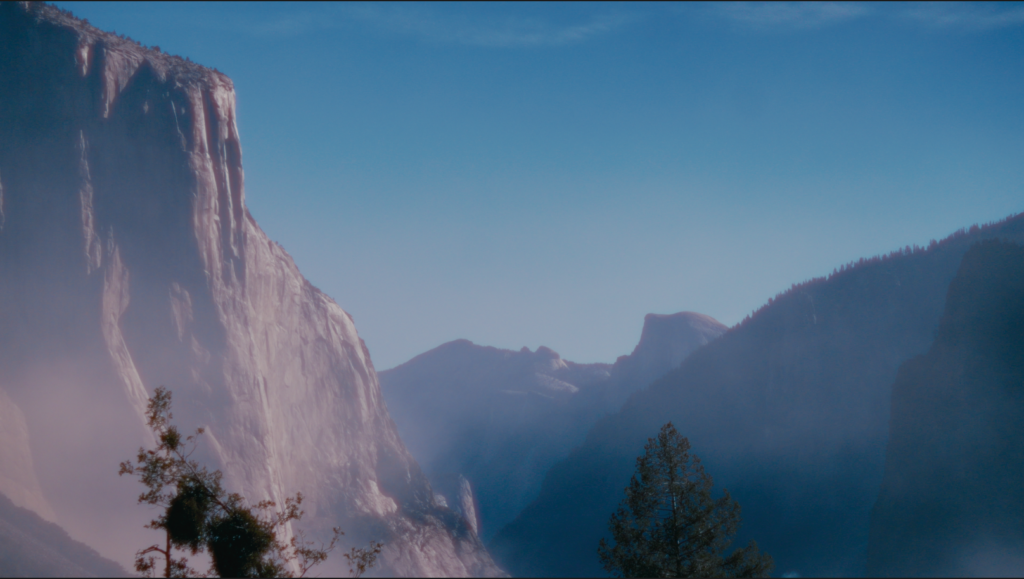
[2,2,1023,578]
[380,312,726,541]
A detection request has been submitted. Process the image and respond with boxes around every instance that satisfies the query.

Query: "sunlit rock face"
[379,312,725,540]
[0,3,503,576]
[0,390,55,523]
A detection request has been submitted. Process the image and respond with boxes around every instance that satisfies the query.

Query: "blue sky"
[55,2,1024,370]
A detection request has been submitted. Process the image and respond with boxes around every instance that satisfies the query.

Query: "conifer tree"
[120,387,382,578]
[598,423,773,578]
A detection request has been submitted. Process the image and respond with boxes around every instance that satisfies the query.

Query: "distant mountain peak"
[380,311,725,541]
[613,311,728,386]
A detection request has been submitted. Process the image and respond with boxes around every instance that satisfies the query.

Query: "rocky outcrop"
[0,3,502,576]
[867,240,1024,577]
[491,216,1024,578]
[380,313,725,540]
[0,390,55,524]
[431,474,481,538]
[615,313,726,382]
[586,312,728,412]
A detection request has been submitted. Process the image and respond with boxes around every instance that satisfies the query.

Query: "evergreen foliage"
[866,240,1024,576]
[120,387,383,578]
[598,423,773,578]
[207,507,277,578]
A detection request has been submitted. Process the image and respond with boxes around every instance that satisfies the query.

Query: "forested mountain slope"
[867,240,1024,577]
[491,213,1024,578]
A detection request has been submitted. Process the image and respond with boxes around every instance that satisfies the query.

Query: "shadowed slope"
[0,492,127,578]
[867,240,1024,577]
[491,214,1024,578]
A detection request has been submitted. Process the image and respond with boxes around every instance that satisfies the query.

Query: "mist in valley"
[2,2,1024,578]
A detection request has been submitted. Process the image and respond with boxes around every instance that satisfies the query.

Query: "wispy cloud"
[705,1,1024,33]
[224,3,636,48]
[900,2,1024,31]
[343,4,636,48]
[706,2,869,31]
[233,11,337,37]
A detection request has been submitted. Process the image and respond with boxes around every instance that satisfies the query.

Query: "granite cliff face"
[0,391,54,525]
[616,313,727,383]
[867,240,1024,577]
[0,3,502,575]
[591,312,728,412]
[379,312,725,540]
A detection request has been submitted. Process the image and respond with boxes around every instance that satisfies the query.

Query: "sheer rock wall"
[0,390,55,523]
[0,3,503,575]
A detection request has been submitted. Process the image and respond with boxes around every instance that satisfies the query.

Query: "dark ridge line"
[737,211,1024,328]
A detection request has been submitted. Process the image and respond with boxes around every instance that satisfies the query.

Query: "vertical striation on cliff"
[0,389,56,524]
[0,3,503,575]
